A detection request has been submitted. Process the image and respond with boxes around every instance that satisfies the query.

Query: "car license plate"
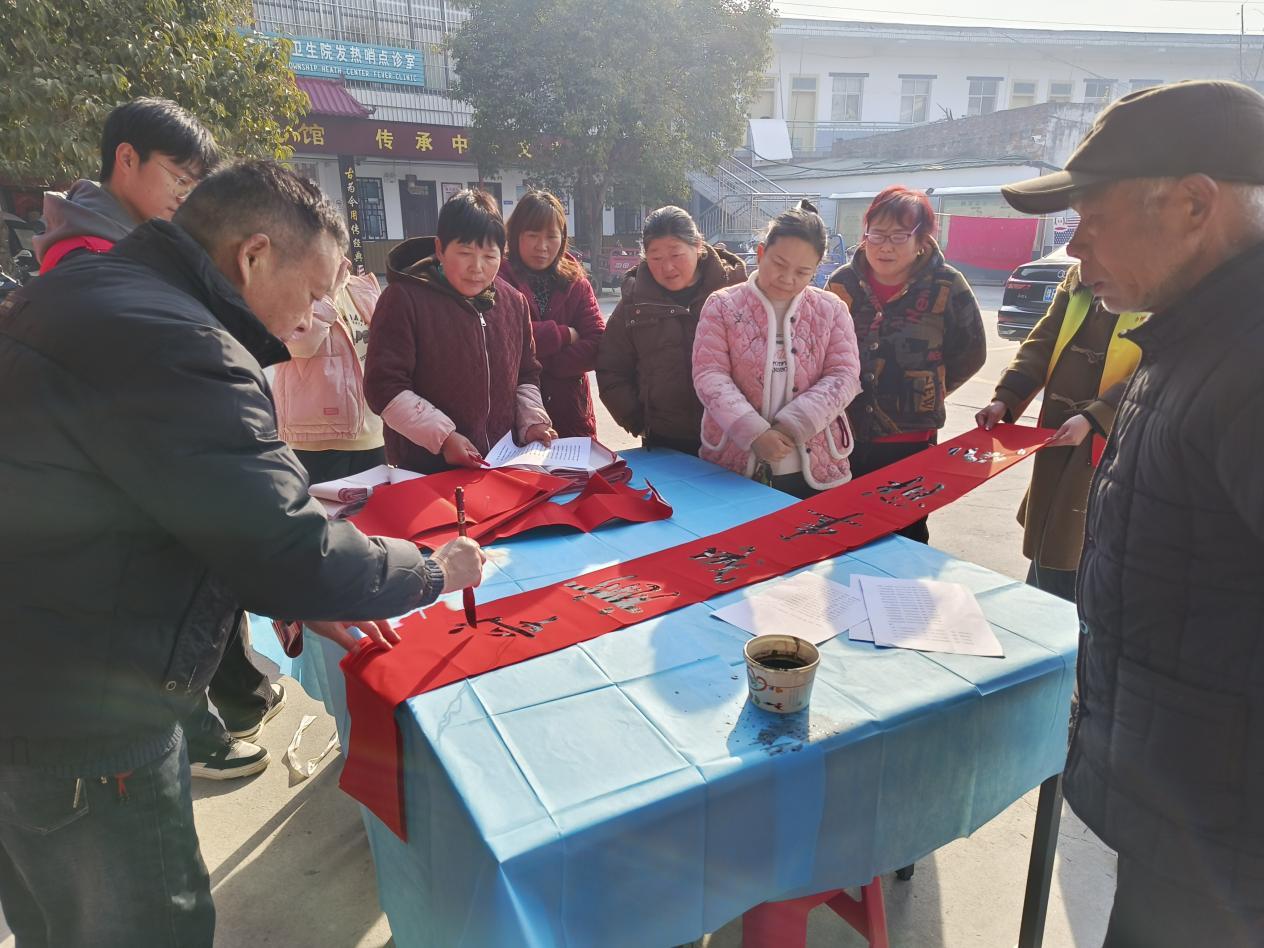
[1042,285,1057,302]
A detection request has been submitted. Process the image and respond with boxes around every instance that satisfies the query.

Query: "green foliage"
[0,0,307,186]
[448,0,774,250]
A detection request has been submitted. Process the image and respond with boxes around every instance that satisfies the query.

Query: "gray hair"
[641,206,702,253]
[1135,177,1264,226]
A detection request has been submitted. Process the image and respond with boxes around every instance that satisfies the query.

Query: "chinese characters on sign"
[269,33,427,87]
[337,155,366,275]
[282,117,475,163]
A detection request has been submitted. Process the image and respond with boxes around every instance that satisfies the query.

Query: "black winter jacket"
[1072,239,1264,911]
[0,222,443,775]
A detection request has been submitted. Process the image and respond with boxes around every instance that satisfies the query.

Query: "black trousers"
[181,613,271,754]
[642,433,701,457]
[293,446,386,486]
[1025,560,1077,602]
[1103,855,1264,947]
[769,472,819,500]
[847,440,933,545]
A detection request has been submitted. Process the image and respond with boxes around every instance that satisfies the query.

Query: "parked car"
[998,246,1073,340]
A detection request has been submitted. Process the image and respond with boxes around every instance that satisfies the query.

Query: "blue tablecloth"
[295,448,1078,948]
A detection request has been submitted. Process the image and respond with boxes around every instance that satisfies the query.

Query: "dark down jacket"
[1072,238,1264,911]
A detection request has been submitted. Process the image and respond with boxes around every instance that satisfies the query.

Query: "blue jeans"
[0,738,213,947]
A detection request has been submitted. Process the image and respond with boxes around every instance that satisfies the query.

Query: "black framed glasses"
[863,229,919,246]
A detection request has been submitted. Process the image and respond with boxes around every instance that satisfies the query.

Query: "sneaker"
[227,682,287,740]
[189,738,270,780]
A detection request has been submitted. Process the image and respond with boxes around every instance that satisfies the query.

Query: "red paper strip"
[340,424,1052,839]
[429,474,673,546]
[349,467,569,543]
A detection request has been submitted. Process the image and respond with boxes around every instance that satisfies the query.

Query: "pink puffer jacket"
[274,272,382,444]
[693,274,861,490]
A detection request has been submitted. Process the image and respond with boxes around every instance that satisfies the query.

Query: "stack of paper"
[712,571,1004,658]
[856,576,1003,657]
[308,465,423,518]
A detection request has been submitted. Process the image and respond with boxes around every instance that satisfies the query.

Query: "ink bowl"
[743,634,820,715]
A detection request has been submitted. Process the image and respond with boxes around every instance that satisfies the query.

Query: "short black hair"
[173,159,348,258]
[100,98,220,182]
[764,199,828,259]
[641,205,702,251]
[437,189,505,248]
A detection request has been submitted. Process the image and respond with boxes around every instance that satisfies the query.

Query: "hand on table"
[523,423,558,444]
[442,431,485,468]
[753,428,795,463]
[975,400,1008,431]
[432,536,487,593]
[1046,413,1092,448]
[306,619,401,651]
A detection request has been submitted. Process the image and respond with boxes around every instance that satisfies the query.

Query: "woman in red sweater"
[498,191,605,436]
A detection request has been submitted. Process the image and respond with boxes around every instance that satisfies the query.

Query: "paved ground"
[1,285,1117,947]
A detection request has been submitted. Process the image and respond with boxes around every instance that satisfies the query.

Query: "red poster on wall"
[943,216,1039,274]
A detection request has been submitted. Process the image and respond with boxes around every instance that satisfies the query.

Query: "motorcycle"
[0,250,35,303]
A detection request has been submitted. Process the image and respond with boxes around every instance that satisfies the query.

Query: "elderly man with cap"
[1002,80,1264,946]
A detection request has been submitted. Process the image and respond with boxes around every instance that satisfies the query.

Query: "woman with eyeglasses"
[826,185,986,543]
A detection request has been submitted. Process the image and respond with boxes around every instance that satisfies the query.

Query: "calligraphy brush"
[454,487,477,627]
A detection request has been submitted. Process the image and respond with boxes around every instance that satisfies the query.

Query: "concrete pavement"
[1,286,1116,948]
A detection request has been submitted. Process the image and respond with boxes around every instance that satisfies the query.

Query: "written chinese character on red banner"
[285,115,472,162]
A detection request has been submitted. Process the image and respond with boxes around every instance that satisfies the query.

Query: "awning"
[295,76,372,118]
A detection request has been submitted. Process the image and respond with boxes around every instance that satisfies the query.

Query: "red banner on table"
[340,424,1052,839]
[348,467,673,549]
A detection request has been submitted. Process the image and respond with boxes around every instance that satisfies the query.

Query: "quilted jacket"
[1071,238,1264,910]
[363,238,547,473]
[498,256,605,437]
[596,244,746,447]
[827,243,986,442]
[693,274,861,489]
[275,273,384,446]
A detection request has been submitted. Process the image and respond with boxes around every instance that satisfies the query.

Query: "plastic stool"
[742,876,889,948]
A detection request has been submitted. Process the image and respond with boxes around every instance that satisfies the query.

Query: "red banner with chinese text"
[340,424,1053,839]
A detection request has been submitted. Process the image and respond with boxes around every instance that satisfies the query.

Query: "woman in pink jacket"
[274,258,387,484]
[692,201,861,499]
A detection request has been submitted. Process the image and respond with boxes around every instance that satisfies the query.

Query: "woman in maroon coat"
[499,191,605,436]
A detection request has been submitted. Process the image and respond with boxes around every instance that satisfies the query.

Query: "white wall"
[765,25,1241,126]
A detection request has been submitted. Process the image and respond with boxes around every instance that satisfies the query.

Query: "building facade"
[755,19,1249,160]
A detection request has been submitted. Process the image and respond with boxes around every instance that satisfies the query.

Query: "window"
[830,74,864,122]
[1130,79,1161,93]
[1010,80,1038,109]
[613,205,643,235]
[1048,81,1074,103]
[967,77,1001,116]
[900,77,932,124]
[791,76,818,93]
[750,75,776,119]
[356,177,388,240]
[1084,79,1114,105]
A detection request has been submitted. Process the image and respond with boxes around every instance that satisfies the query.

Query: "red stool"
[742,876,889,948]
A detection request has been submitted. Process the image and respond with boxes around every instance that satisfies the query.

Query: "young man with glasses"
[35,98,218,272]
[33,99,288,781]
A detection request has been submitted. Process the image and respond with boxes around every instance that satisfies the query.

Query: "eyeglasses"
[863,229,919,246]
[155,159,200,193]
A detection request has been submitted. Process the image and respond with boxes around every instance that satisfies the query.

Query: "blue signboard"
[269,33,427,87]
